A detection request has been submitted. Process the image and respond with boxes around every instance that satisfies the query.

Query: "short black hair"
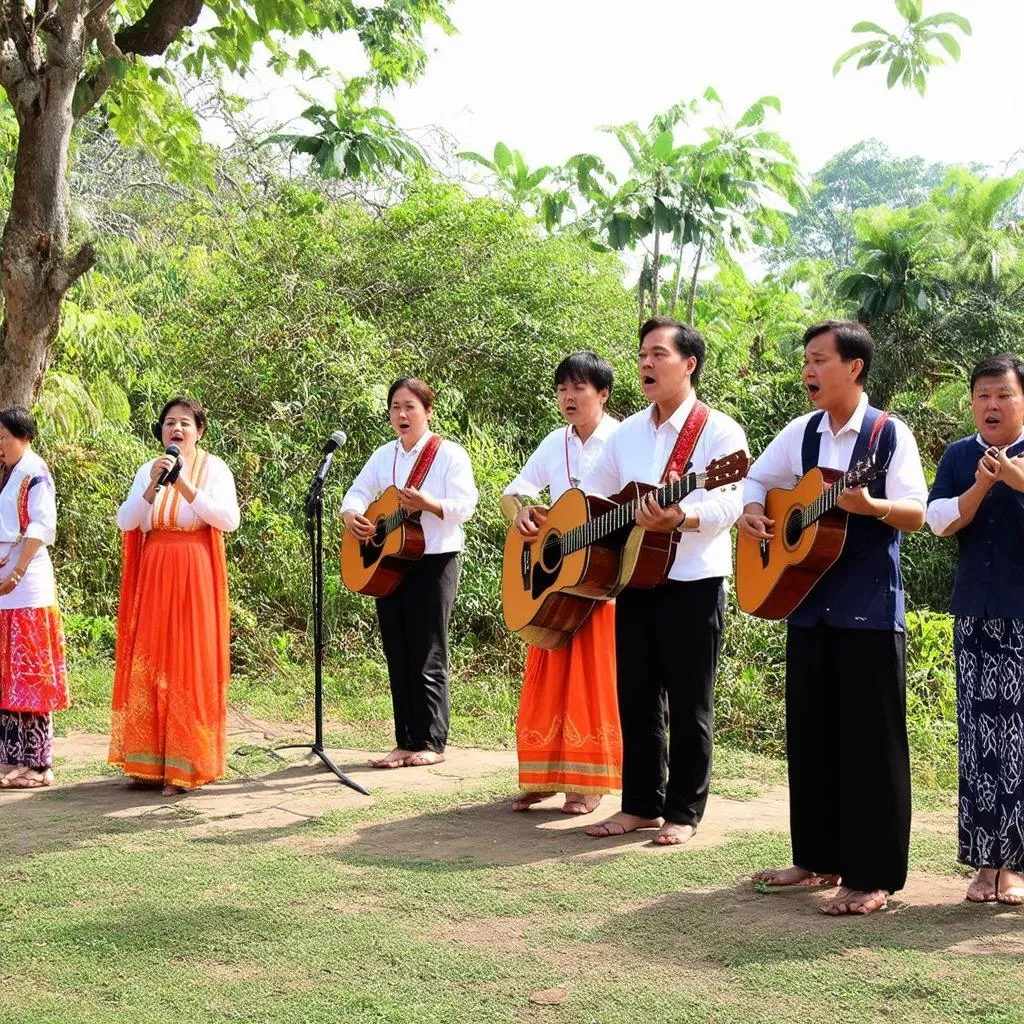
[802,319,874,385]
[158,396,207,433]
[0,405,37,441]
[554,351,614,394]
[969,353,1024,394]
[639,316,706,384]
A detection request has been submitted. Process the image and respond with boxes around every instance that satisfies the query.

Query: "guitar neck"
[802,469,869,529]
[562,472,704,555]
[381,507,412,537]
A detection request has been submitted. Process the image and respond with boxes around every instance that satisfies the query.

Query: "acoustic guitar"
[340,485,425,598]
[735,452,887,620]
[502,451,749,648]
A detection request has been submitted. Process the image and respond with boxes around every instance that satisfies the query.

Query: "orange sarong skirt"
[109,527,230,790]
[516,600,622,794]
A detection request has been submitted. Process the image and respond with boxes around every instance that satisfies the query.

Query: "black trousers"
[615,577,725,824]
[375,553,460,753]
[786,623,911,894]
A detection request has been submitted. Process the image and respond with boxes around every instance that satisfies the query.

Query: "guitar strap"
[801,408,892,475]
[405,433,443,490]
[867,411,890,451]
[661,400,709,482]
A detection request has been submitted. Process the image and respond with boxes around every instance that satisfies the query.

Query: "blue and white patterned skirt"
[955,616,1024,871]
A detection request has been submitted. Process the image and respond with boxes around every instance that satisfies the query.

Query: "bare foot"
[369,747,415,769]
[127,778,162,789]
[561,794,601,815]
[653,822,695,846]
[997,869,1024,906]
[161,784,187,797]
[966,868,999,903]
[821,887,888,915]
[402,751,445,768]
[752,866,841,888]
[511,791,555,812]
[584,812,663,838]
[0,767,53,789]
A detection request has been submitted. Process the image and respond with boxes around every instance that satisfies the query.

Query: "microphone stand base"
[273,741,370,796]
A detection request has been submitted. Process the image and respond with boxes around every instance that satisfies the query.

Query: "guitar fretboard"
[381,507,412,537]
[561,471,705,555]
[800,462,880,530]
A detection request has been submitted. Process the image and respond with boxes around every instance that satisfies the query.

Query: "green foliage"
[904,609,957,788]
[834,2,972,96]
[773,139,956,268]
[266,77,425,181]
[838,204,948,317]
[48,176,638,678]
[458,142,554,208]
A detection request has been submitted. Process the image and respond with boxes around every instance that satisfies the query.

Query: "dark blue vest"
[788,406,904,632]
[927,435,1024,618]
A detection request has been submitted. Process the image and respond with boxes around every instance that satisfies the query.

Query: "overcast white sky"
[240,0,1024,179]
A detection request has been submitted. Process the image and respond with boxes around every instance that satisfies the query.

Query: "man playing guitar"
[581,316,748,845]
[738,320,928,916]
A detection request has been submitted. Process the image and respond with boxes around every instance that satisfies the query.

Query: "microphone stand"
[276,471,369,795]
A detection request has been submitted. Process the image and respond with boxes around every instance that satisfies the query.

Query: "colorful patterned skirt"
[955,616,1024,871]
[516,601,622,795]
[109,528,230,790]
[0,605,68,770]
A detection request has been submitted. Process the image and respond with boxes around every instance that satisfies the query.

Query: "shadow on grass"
[586,879,1024,965]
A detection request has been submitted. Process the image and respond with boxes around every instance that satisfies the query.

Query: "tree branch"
[75,1,121,117]
[114,0,204,57]
[48,240,97,296]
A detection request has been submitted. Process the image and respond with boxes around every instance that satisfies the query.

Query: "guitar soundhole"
[784,509,802,547]
[540,532,562,572]
[360,519,387,569]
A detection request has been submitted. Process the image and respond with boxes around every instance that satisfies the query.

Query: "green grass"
[62,656,517,750]
[33,652,991,1023]
[0,773,1016,1024]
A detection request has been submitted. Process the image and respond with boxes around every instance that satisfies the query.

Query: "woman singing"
[0,407,69,789]
[109,396,240,796]
[502,352,622,814]
[341,378,478,769]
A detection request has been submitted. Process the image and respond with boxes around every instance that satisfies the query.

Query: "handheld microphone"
[314,430,347,484]
[154,444,181,492]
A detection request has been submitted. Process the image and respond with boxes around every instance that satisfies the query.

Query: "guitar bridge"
[759,538,770,569]
[520,545,531,589]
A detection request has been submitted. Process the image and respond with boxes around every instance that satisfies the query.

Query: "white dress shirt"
[926,428,1024,534]
[341,430,478,554]
[117,452,241,533]
[0,449,58,609]
[743,392,928,509]
[503,414,619,504]
[581,392,749,582]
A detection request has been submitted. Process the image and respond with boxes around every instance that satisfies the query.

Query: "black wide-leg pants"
[375,552,460,753]
[615,577,725,825]
[786,623,911,894]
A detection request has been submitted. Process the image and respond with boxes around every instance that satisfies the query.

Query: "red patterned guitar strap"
[661,400,710,482]
[406,433,443,489]
[868,411,890,451]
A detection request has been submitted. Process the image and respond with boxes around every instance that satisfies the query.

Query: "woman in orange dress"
[502,353,622,814]
[109,396,240,796]
[0,406,69,789]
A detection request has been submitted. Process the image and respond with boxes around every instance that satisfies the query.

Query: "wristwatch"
[673,504,687,529]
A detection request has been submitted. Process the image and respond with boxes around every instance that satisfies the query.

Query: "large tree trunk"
[0,60,96,407]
